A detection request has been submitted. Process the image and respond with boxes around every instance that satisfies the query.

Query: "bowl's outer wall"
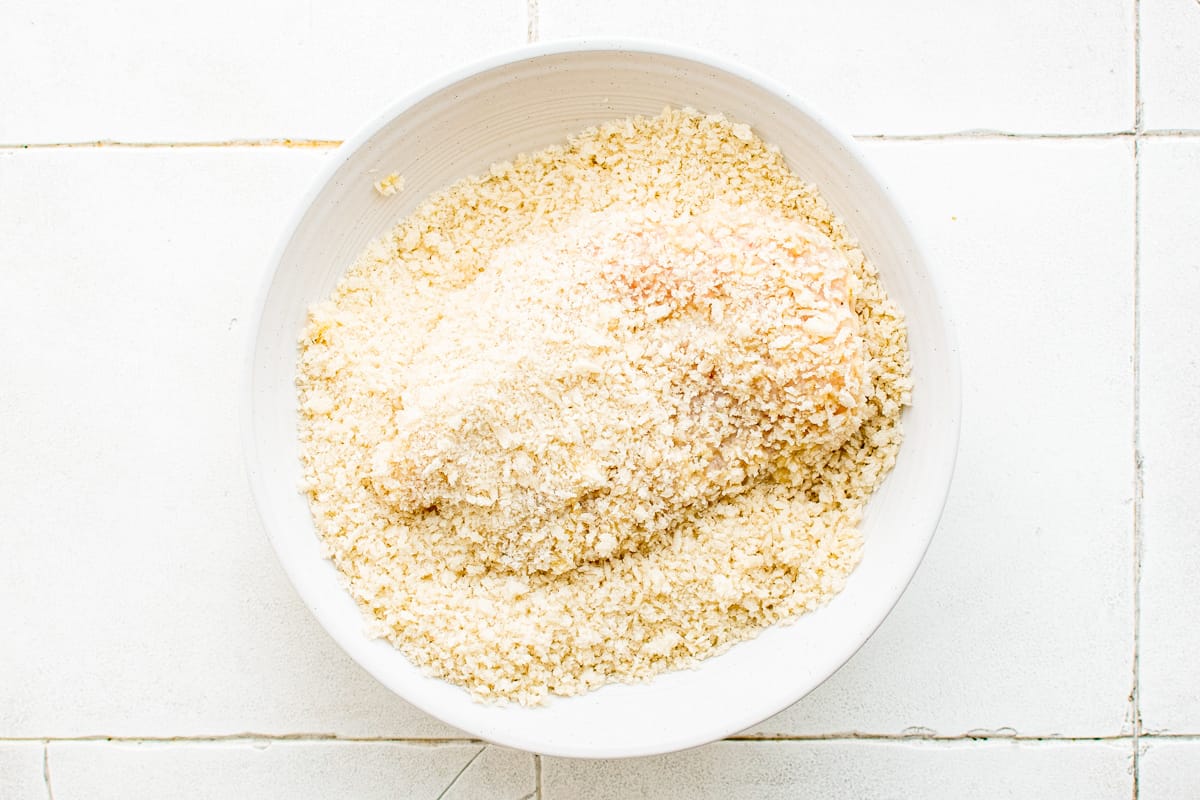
[246,43,960,758]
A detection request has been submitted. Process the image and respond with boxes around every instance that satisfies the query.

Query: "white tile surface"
[745,139,1136,737]
[543,740,1133,799]
[0,0,528,144]
[539,0,1134,136]
[46,741,535,800]
[0,148,451,739]
[1140,740,1200,799]
[1140,0,1200,130]
[1138,139,1200,734]
[443,745,538,800]
[0,744,47,800]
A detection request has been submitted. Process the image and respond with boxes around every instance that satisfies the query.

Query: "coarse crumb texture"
[373,172,404,197]
[298,107,911,705]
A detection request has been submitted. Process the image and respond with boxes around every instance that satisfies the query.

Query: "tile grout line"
[0,736,490,745]
[433,744,486,800]
[12,733,1200,744]
[534,753,543,799]
[42,741,55,800]
[1130,732,1200,741]
[725,734,1141,743]
[0,138,342,150]
[860,129,1199,141]
[1141,128,1200,136]
[526,0,539,43]
[856,130,1136,141]
[4,131,1200,152]
[1131,0,1144,796]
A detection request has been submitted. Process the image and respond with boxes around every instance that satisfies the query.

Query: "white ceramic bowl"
[244,40,960,758]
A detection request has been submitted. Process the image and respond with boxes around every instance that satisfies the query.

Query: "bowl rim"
[242,36,962,758]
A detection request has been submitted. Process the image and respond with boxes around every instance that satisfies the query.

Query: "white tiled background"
[1,0,1196,797]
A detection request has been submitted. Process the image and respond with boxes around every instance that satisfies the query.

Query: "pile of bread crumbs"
[297,107,911,705]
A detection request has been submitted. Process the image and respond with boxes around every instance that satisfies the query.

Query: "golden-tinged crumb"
[373,172,404,197]
[298,107,912,705]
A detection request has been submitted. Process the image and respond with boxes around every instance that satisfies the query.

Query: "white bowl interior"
[245,43,960,758]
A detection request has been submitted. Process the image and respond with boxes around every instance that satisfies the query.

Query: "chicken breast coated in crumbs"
[297,107,912,704]
[368,203,867,576]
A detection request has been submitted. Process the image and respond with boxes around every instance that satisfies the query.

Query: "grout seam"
[3,131,1200,152]
[0,139,341,150]
[1141,128,1200,136]
[526,0,539,43]
[42,741,55,800]
[434,744,486,800]
[1135,0,1145,134]
[725,734,1137,743]
[1132,135,1144,797]
[1131,0,1144,795]
[9,733,1200,744]
[862,130,1198,140]
[535,753,543,799]
[0,735,487,745]
[856,130,1137,141]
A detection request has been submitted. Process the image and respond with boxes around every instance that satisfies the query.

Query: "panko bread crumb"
[373,172,404,197]
[298,107,912,705]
